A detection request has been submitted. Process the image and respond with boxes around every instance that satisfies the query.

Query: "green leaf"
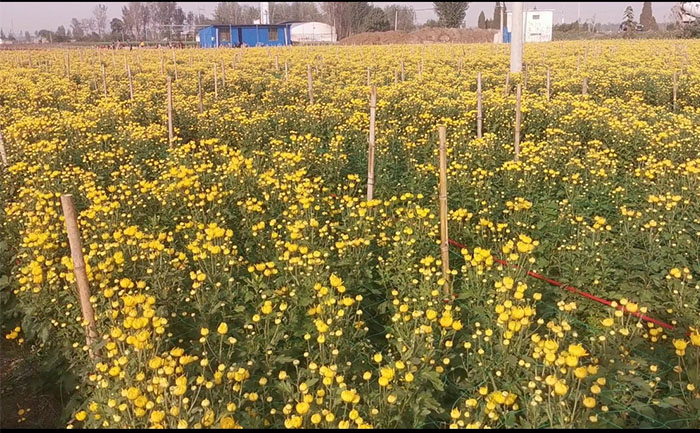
[422,370,444,391]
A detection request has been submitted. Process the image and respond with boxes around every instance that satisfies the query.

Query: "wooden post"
[546,67,551,102]
[284,61,289,81]
[672,71,677,111]
[514,83,522,161]
[477,71,483,138]
[307,64,314,105]
[582,76,588,96]
[0,131,8,167]
[220,60,226,89]
[101,63,108,98]
[505,71,510,96]
[127,64,133,100]
[213,63,219,99]
[60,194,98,352]
[172,49,178,80]
[438,126,450,296]
[367,86,377,201]
[167,76,174,146]
[198,70,203,114]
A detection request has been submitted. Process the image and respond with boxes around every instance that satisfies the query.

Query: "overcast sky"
[0,2,677,35]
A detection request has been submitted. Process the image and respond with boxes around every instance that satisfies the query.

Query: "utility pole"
[510,2,523,73]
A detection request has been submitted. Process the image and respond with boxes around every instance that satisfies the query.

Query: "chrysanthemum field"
[1,40,699,429]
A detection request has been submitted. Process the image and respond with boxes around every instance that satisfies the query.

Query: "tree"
[214,2,259,25]
[434,2,469,28]
[110,18,125,38]
[621,6,635,31]
[24,30,31,42]
[383,5,416,31]
[122,2,150,40]
[363,7,390,32]
[54,25,69,42]
[269,2,322,23]
[71,18,85,40]
[93,4,108,37]
[639,2,658,31]
[322,2,371,39]
[492,2,507,29]
[477,11,486,29]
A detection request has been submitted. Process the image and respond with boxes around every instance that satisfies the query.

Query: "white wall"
[290,22,336,43]
[507,10,553,43]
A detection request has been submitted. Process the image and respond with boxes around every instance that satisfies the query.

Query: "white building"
[507,9,553,43]
[282,21,336,43]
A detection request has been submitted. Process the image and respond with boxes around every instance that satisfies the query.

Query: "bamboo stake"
[220,60,226,89]
[160,54,164,75]
[582,76,588,96]
[672,71,677,111]
[198,70,203,114]
[60,194,98,353]
[167,76,174,146]
[477,71,483,138]
[284,61,289,81]
[101,63,108,98]
[65,53,71,79]
[127,64,133,100]
[400,58,405,82]
[275,55,279,72]
[172,49,178,80]
[504,71,510,96]
[367,86,377,201]
[546,66,551,102]
[0,131,8,167]
[307,64,314,105]
[189,53,193,67]
[523,63,528,91]
[111,50,115,69]
[367,67,371,86]
[213,63,219,99]
[394,69,399,85]
[438,125,450,296]
[514,83,522,161]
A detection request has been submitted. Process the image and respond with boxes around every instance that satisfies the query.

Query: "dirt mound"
[340,28,498,45]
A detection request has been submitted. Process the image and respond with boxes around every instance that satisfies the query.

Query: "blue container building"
[199,24,292,48]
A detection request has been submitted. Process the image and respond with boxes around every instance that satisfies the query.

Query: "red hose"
[447,238,677,331]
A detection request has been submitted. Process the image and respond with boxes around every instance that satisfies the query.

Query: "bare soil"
[0,339,62,429]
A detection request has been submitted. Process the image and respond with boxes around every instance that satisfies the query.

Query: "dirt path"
[0,339,62,429]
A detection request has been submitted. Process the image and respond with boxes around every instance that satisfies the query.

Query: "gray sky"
[0,2,677,35]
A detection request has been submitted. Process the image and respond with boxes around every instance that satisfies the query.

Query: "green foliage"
[434,2,470,28]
